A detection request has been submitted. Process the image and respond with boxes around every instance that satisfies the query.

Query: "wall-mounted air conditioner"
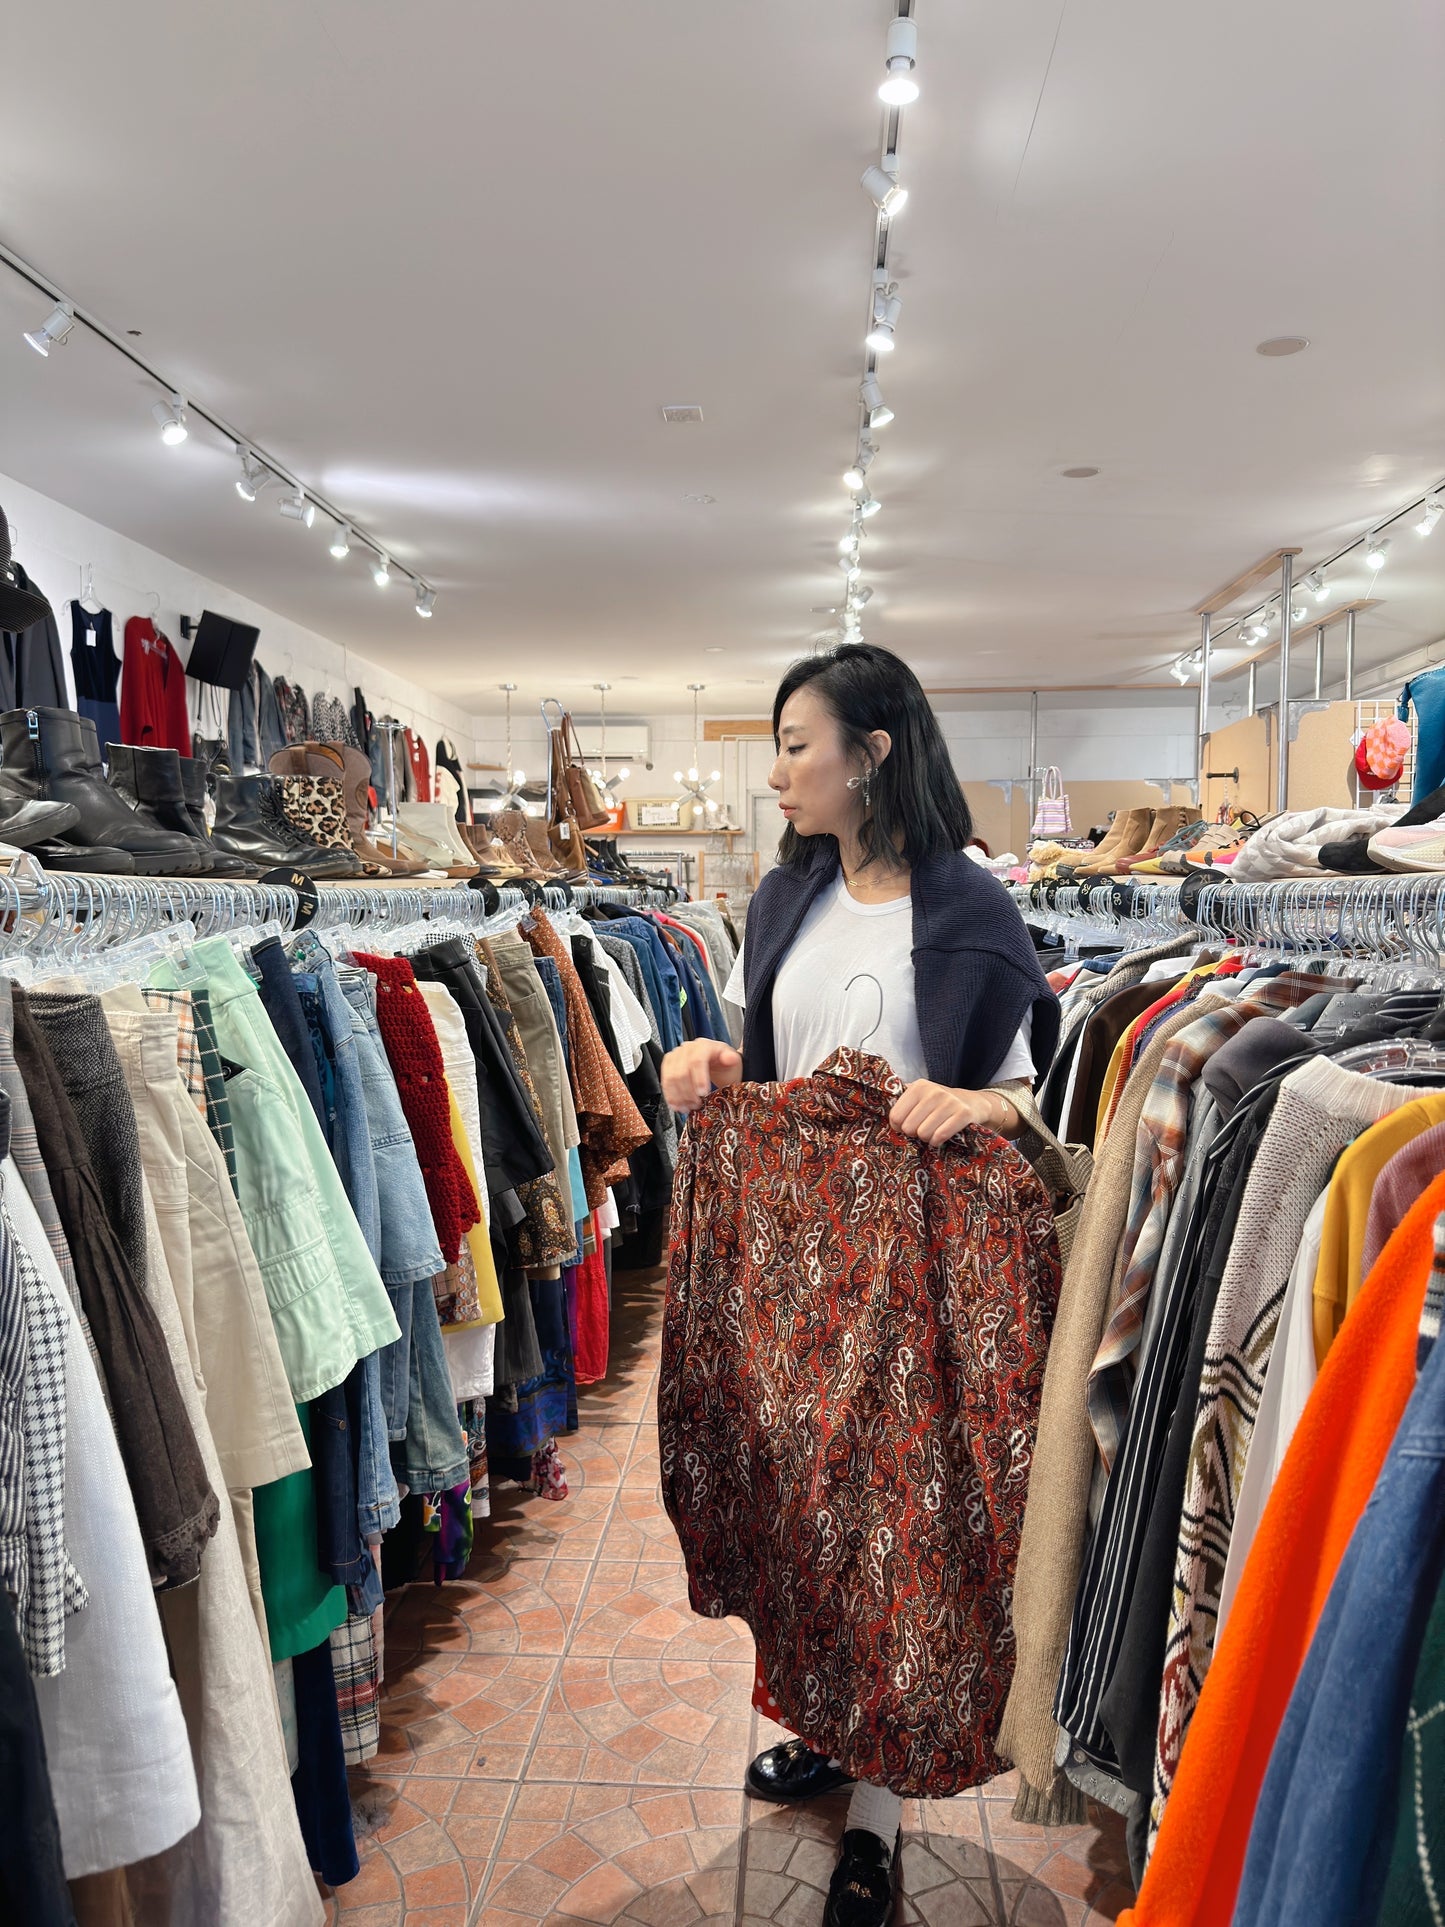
[571,720,652,767]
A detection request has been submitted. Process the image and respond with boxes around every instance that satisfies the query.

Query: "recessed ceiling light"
[1061,466,1099,479]
[681,491,716,504]
[703,646,724,654]
[661,405,704,424]
[1256,337,1309,356]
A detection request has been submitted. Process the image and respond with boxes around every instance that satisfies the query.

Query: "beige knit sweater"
[997,992,1232,1817]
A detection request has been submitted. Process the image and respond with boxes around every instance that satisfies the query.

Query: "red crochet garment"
[352,953,479,1264]
[660,1049,1061,1797]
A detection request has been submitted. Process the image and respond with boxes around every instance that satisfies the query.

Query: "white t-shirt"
[722,872,1035,1087]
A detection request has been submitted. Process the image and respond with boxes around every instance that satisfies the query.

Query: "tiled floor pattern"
[324,1267,1134,1927]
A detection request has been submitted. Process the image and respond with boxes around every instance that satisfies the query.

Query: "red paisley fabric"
[660,1048,1060,1796]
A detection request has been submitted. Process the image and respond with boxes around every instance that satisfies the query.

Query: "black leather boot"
[0,708,202,875]
[176,755,255,877]
[209,772,365,877]
[0,769,79,852]
[108,743,216,872]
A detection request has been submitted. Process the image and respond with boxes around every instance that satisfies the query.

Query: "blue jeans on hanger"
[1233,1318,1445,1926]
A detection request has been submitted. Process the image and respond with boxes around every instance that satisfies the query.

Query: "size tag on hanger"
[257,867,320,928]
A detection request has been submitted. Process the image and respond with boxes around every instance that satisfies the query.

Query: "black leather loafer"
[824,1827,901,1927]
[745,1736,854,1804]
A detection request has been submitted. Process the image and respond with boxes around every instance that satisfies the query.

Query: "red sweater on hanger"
[120,618,191,755]
[404,729,431,802]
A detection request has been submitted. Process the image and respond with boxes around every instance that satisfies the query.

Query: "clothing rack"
[0,866,672,959]
[1015,874,1445,965]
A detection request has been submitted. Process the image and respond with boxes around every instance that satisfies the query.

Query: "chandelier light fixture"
[672,683,722,820]
[496,682,531,813]
[590,682,631,796]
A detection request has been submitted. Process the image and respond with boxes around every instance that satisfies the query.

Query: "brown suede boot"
[330,744,428,875]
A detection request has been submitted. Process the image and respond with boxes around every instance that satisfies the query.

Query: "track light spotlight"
[1291,604,1309,623]
[1366,533,1390,570]
[842,445,876,490]
[372,555,391,588]
[235,451,268,502]
[860,373,894,430]
[856,492,882,518]
[415,585,436,618]
[861,154,908,217]
[840,557,863,581]
[878,15,920,105]
[850,586,873,607]
[151,394,188,446]
[1306,568,1329,602]
[839,533,860,555]
[866,289,902,354]
[1170,658,1191,684]
[1417,497,1444,537]
[279,491,316,527]
[23,302,74,357]
[329,523,352,559]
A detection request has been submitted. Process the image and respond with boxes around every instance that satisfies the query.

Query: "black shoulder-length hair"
[772,642,972,869]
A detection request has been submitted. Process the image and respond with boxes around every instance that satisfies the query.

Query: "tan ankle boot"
[1076,807,1155,874]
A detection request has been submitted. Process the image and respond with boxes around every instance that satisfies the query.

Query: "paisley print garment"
[660,1047,1061,1797]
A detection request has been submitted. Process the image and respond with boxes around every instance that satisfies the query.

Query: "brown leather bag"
[545,700,611,831]
[543,704,590,871]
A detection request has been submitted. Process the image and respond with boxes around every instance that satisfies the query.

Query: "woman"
[660,643,1059,1927]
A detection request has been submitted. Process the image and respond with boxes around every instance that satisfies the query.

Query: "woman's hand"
[661,1039,744,1114]
[889,1081,1016,1144]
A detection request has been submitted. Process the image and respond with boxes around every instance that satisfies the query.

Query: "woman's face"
[769,684,872,840]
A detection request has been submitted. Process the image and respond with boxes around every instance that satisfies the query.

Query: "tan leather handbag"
[543,699,611,831]
[542,703,590,871]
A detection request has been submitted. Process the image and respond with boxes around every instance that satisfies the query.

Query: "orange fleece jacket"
[1118,1167,1445,1927]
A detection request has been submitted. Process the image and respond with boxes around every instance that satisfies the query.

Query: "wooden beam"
[1209,599,1382,680]
[703,719,771,739]
[1197,548,1304,616]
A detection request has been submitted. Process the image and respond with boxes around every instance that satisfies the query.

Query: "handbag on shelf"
[1031,766,1072,837]
[543,701,590,872]
[544,699,611,831]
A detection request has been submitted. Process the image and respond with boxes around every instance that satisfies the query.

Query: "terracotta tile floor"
[325,1267,1134,1927]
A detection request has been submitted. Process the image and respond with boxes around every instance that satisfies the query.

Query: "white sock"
[846,1781,902,1851]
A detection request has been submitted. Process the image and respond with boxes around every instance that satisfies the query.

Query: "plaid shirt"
[5,1202,87,1676]
[142,985,238,1195]
[1087,973,1326,1471]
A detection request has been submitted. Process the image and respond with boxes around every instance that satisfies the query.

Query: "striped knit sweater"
[1151,1053,1424,1847]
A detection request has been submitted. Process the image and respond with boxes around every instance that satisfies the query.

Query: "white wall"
[0,470,477,752]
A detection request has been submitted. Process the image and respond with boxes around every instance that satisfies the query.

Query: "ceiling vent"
[661,404,704,424]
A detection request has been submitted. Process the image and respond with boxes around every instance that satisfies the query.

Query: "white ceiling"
[0,0,1442,714]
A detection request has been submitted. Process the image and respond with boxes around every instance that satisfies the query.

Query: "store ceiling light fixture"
[414,585,436,618]
[1366,532,1390,570]
[235,450,268,502]
[151,393,188,446]
[1306,568,1329,601]
[860,373,893,430]
[0,240,434,602]
[23,300,74,356]
[815,6,918,650]
[329,523,352,559]
[372,555,391,588]
[861,154,908,216]
[279,490,316,527]
[672,683,722,819]
[842,445,876,490]
[1416,496,1444,537]
[878,13,919,104]
[866,281,902,354]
